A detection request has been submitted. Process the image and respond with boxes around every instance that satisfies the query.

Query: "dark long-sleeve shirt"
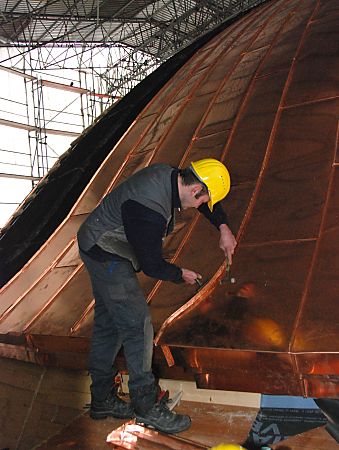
[122,199,228,282]
[84,169,229,282]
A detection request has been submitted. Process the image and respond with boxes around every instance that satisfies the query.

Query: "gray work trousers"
[80,250,155,401]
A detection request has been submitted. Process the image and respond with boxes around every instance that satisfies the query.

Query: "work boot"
[90,387,134,420]
[136,400,191,434]
[131,383,190,434]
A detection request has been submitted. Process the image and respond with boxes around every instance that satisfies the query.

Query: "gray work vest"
[77,164,175,270]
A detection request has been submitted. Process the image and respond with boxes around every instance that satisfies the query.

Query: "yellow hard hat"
[191,158,230,211]
[210,445,246,450]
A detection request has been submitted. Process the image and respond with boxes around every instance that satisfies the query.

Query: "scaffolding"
[0,0,267,225]
[0,0,267,96]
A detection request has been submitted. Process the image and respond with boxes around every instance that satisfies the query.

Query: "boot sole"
[90,410,134,420]
[135,415,191,434]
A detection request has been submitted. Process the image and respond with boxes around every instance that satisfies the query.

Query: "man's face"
[181,185,210,210]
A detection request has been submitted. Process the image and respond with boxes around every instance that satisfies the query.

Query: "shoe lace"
[157,389,169,404]
[155,399,176,420]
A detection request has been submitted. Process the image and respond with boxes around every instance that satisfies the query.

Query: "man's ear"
[191,184,201,197]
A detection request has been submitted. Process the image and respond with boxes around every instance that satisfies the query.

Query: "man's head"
[178,158,230,211]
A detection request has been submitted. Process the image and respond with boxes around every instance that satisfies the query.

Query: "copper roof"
[0,0,338,397]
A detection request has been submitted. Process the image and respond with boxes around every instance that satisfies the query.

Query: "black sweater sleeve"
[198,202,229,229]
[121,199,183,282]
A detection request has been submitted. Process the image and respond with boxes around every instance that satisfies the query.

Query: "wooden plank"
[40,79,89,94]
[0,358,89,449]
[0,64,35,80]
[0,117,80,136]
[35,401,339,450]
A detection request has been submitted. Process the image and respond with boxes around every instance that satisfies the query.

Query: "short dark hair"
[179,167,209,197]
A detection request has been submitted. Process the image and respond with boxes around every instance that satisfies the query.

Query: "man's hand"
[219,224,237,264]
[181,268,202,285]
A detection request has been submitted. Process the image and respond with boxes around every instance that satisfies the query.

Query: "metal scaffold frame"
[0,0,267,223]
[0,0,267,96]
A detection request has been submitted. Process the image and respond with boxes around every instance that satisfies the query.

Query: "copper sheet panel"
[0,215,84,316]
[283,2,339,105]
[242,99,339,243]
[158,241,316,350]
[0,0,338,397]
[27,266,93,335]
[106,421,207,449]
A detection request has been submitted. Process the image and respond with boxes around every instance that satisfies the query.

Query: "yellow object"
[210,445,246,450]
[191,158,230,211]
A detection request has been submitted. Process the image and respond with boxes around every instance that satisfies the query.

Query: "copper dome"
[0,0,338,397]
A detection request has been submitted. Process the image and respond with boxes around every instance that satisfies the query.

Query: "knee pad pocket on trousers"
[143,316,154,372]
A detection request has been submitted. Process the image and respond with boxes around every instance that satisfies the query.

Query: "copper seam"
[70,299,95,335]
[0,257,82,325]
[282,94,339,110]
[22,263,85,333]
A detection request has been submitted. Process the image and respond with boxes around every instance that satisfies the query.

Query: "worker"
[77,158,237,434]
